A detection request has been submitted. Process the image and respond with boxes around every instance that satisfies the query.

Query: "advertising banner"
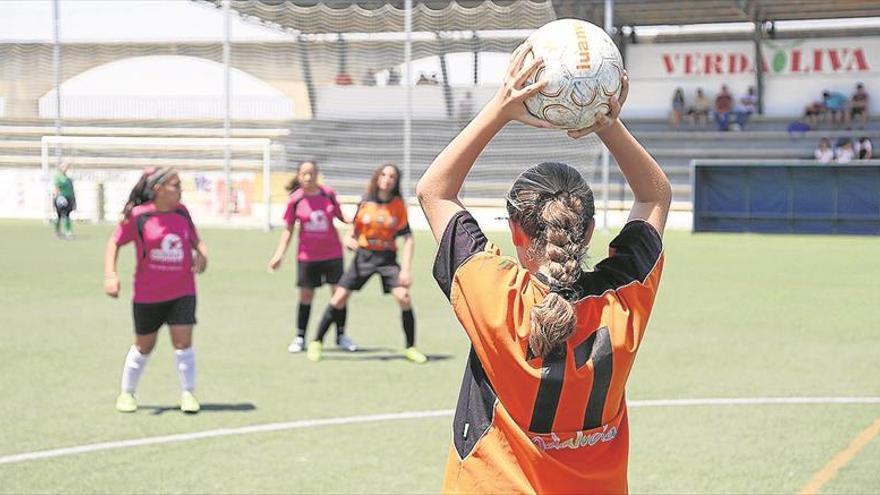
[624,36,880,118]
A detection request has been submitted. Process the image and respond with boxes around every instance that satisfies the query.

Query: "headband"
[143,167,175,200]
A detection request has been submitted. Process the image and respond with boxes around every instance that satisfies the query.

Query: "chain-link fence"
[0,0,605,227]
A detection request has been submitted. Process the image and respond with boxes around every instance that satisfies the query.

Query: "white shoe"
[336,334,358,352]
[288,336,305,353]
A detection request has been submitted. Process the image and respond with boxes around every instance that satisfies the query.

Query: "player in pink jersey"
[268,161,357,353]
[104,168,208,414]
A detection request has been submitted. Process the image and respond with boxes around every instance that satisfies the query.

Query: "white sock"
[120,345,149,394]
[174,347,196,392]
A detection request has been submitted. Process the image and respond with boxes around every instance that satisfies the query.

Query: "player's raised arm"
[417,41,550,242]
[568,76,672,236]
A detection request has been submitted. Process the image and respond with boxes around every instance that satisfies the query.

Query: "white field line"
[2,396,879,466]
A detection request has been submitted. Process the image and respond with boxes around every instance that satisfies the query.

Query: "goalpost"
[41,136,277,230]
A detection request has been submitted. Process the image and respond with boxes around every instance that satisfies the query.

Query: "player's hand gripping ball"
[523,19,625,130]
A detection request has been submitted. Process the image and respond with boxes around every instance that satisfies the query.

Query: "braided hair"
[506,162,595,359]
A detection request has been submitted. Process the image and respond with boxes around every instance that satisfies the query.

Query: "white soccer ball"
[523,19,624,130]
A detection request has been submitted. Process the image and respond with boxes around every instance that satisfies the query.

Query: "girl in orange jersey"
[417,41,671,493]
[307,164,426,364]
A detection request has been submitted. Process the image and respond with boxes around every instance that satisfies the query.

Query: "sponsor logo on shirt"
[531,425,618,451]
[304,210,329,232]
[150,233,185,264]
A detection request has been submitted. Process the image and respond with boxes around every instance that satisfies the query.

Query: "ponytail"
[285,177,301,193]
[121,171,152,219]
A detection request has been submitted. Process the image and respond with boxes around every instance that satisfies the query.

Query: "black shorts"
[339,249,400,294]
[851,106,866,116]
[297,258,344,288]
[132,295,197,335]
[54,196,74,217]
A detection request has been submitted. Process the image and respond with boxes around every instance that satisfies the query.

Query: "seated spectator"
[858,136,873,159]
[687,88,711,127]
[416,72,431,86]
[387,68,401,86]
[429,72,440,85]
[835,138,855,163]
[814,137,833,163]
[335,72,353,86]
[740,86,757,114]
[714,84,734,131]
[361,68,377,86]
[670,88,685,129]
[804,101,825,127]
[730,86,757,131]
[822,89,847,126]
[850,83,870,126]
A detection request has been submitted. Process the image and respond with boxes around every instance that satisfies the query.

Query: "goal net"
[39,136,285,230]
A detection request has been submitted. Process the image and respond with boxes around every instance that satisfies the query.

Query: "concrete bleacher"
[3,116,879,207]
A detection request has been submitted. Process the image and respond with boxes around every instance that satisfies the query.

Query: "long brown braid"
[506,162,595,358]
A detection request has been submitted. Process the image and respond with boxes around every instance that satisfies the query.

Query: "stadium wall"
[693,160,880,235]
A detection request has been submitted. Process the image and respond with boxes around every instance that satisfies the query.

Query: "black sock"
[402,309,415,348]
[334,306,348,340]
[296,303,311,339]
[315,305,346,343]
[314,306,334,343]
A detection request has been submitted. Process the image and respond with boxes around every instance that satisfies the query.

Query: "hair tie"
[550,283,582,302]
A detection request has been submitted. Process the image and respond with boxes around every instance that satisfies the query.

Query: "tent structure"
[38,55,295,120]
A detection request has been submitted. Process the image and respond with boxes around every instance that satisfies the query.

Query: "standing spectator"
[835,139,855,163]
[850,83,870,126]
[814,137,833,163]
[670,88,685,129]
[335,72,353,86]
[822,90,847,126]
[688,88,711,127]
[714,84,734,131]
[361,68,376,86]
[858,136,873,159]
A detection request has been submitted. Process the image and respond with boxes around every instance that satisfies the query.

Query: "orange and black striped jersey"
[433,211,664,494]
[353,196,411,251]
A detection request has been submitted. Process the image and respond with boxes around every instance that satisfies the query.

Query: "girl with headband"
[104,167,208,414]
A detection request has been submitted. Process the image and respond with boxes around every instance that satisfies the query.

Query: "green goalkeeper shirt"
[54,172,74,199]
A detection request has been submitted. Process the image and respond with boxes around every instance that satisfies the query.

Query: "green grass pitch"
[1,219,878,493]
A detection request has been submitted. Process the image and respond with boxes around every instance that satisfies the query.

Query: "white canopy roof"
[39,55,295,120]
[0,0,295,43]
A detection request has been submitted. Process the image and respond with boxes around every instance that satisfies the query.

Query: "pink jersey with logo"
[282,185,345,262]
[113,202,199,303]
